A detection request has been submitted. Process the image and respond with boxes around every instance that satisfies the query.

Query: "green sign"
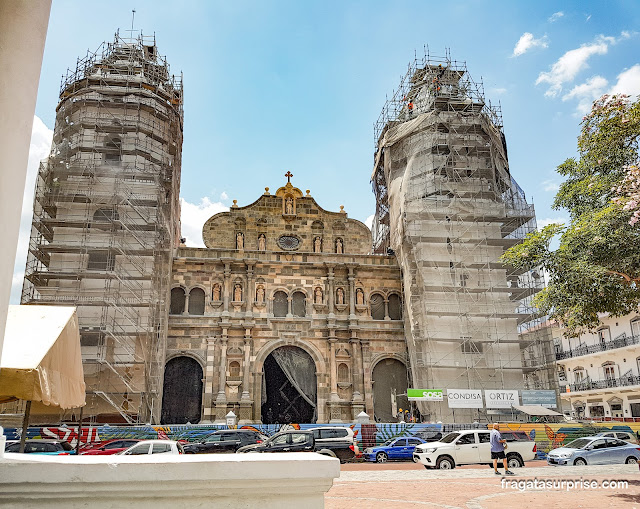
[407,389,443,401]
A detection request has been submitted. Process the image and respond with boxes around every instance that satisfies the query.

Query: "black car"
[183,430,266,454]
[236,430,316,454]
[5,439,75,455]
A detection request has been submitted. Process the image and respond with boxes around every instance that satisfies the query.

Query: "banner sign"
[407,389,443,401]
[485,390,519,408]
[446,389,483,408]
[521,390,557,408]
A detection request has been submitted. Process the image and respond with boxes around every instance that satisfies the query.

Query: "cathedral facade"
[163,179,409,424]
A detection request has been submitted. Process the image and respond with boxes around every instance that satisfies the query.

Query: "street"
[326,461,640,508]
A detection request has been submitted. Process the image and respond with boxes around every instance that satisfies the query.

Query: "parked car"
[183,430,266,454]
[118,440,183,455]
[236,430,347,460]
[547,436,640,466]
[413,430,537,470]
[5,439,75,455]
[79,439,142,455]
[593,431,639,445]
[364,436,427,463]
[308,426,359,458]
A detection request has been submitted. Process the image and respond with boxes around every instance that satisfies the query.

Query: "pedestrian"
[490,423,515,475]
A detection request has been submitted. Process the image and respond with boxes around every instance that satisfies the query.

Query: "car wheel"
[625,456,638,464]
[376,452,388,463]
[436,456,455,470]
[573,458,587,466]
[507,454,524,469]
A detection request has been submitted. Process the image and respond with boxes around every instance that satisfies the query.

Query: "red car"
[79,439,142,455]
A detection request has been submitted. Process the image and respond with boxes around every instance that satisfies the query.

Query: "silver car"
[547,436,640,466]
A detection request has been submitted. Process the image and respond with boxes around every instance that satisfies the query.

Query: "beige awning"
[513,405,563,416]
[0,305,85,409]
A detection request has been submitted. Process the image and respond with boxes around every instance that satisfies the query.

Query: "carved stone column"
[246,261,255,318]
[222,261,231,316]
[182,291,190,316]
[347,265,356,319]
[328,336,341,423]
[326,264,335,318]
[201,337,217,423]
[384,297,390,321]
[286,295,293,318]
[214,332,229,422]
[360,339,374,417]
[350,336,365,419]
[239,330,253,423]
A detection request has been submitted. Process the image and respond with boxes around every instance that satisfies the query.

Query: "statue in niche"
[314,287,323,304]
[285,197,294,215]
[356,288,364,305]
[336,287,345,305]
[233,283,243,302]
[212,283,221,301]
[258,234,266,251]
[314,236,322,253]
[335,238,343,254]
[256,285,265,303]
[236,232,244,250]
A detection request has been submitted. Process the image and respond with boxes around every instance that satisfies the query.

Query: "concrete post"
[0,0,51,358]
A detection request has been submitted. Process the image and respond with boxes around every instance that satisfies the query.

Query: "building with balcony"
[554,311,640,420]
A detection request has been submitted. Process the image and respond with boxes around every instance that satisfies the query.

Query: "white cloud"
[585,14,592,23]
[220,191,228,201]
[541,180,561,192]
[489,87,507,95]
[548,11,564,23]
[608,64,640,98]
[537,217,567,229]
[562,75,609,114]
[180,197,228,247]
[536,37,611,96]
[10,116,53,304]
[536,33,632,97]
[364,214,374,230]
[512,33,549,57]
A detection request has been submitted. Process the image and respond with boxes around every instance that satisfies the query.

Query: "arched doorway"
[372,358,409,422]
[261,346,316,423]
[161,356,203,424]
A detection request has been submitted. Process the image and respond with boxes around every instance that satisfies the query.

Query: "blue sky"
[11,0,640,302]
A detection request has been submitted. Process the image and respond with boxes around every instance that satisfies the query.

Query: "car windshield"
[563,439,592,449]
[440,433,460,443]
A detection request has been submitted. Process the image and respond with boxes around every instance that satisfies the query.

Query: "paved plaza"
[326,462,640,508]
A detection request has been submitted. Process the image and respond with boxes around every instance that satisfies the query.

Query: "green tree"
[501,94,640,337]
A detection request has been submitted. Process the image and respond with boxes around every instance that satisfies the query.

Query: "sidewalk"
[326,464,640,508]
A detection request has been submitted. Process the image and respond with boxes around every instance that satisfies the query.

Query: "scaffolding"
[372,50,558,421]
[20,31,183,424]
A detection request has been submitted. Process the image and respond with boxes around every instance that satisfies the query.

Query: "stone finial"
[264,187,270,195]
[232,200,238,208]
[306,189,311,196]
[339,205,345,213]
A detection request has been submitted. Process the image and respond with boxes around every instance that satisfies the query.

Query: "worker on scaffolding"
[407,99,414,118]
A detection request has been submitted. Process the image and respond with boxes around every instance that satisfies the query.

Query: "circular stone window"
[277,235,301,251]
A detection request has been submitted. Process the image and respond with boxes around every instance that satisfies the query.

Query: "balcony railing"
[556,333,640,360]
[568,375,640,392]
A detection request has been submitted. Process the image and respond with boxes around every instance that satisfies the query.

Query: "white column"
[0,0,51,358]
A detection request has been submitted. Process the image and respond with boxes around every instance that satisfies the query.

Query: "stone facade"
[165,180,408,423]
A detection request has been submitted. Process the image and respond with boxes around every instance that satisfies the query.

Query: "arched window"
[93,207,119,223]
[338,363,349,383]
[388,294,402,320]
[229,361,241,378]
[273,291,288,317]
[370,293,385,320]
[292,291,306,317]
[188,288,205,315]
[105,136,122,162]
[170,287,185,315]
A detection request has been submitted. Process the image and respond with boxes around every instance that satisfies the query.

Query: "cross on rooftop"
[285,171,293,183]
